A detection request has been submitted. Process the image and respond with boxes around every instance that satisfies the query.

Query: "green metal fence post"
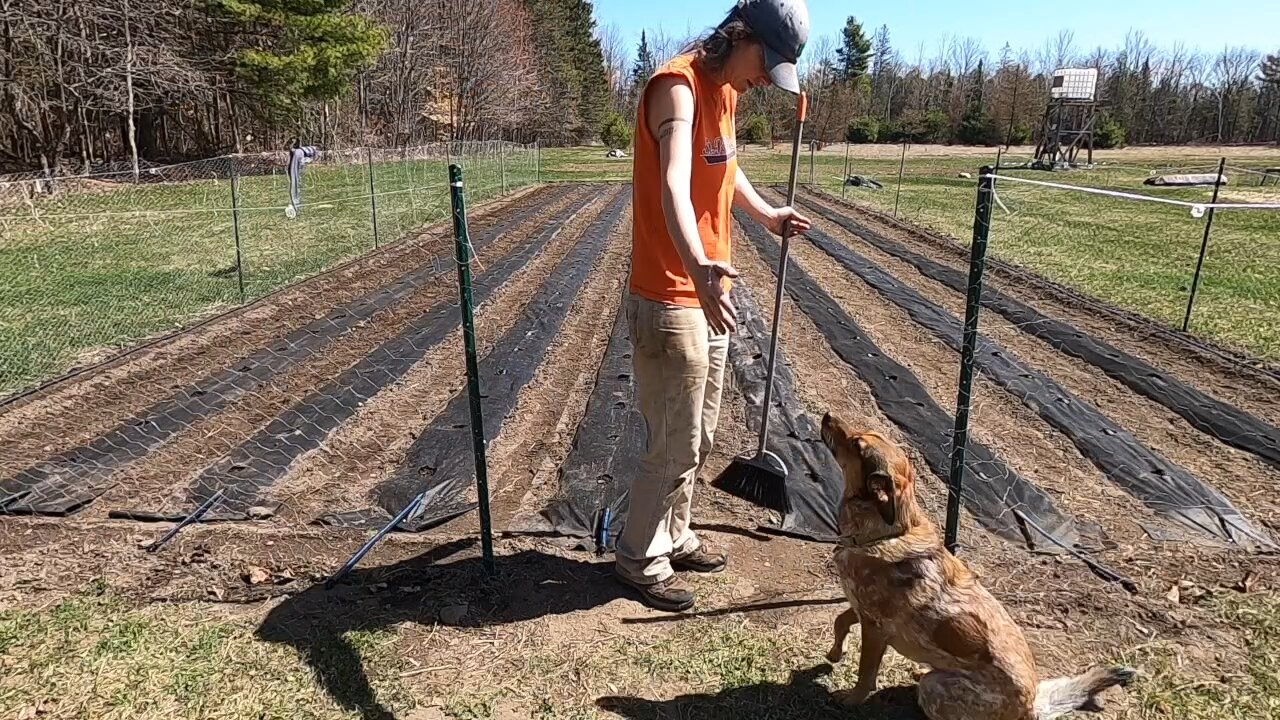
[841,141,850,200]
[366,148,380,249]
[500,142,508,195]
[449,164,496,575]
[894,140,907,218]
[228,156,246,304]
[945,165,996,554]
[1182,156,1227,333]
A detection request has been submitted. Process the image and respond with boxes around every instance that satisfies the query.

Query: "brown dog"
[820,412,1135,720]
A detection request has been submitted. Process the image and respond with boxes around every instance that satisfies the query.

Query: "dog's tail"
[1034,665,1136,719]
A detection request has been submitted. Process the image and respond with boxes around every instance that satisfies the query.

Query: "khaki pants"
[616,294,729,585]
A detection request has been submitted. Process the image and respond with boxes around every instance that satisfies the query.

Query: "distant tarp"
[1144,173,1227,187]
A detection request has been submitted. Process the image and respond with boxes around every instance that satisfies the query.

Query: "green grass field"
[0,149,535,395]
[2,579,1275,720]
[544,144,1280,362]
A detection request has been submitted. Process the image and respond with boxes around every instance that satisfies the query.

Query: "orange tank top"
[630,54,739,308]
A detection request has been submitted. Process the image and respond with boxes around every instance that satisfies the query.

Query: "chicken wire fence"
[795,143,1280,361]
[0,141,539,397]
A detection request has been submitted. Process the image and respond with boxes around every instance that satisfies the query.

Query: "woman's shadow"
[598,664,922,719]
[256,540,626,720]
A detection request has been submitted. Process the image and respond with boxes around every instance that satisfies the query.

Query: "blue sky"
[593,0,1280,64]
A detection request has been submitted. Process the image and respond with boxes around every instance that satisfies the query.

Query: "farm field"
[2,179,1278,720]
[550,143,1280,362]
[0,146,533,396]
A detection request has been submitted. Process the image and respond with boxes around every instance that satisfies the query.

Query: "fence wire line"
[0,141,540,398]
[984,173,1280,213]
[0,141,535,189]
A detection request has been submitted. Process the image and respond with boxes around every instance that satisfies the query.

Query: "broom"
[714,92,808,515]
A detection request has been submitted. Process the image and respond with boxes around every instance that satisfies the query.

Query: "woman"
[616,0,812,612]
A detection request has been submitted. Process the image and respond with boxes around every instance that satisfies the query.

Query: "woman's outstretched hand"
[767,206,813,238]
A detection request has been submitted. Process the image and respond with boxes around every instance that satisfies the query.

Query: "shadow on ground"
[257,540,627,720]
[598,664,923,720]
[258,540,865,720]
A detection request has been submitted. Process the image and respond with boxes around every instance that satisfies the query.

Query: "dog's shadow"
[598,664,924,720]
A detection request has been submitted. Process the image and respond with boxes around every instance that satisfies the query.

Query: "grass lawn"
[543,144,1280,361]
[0,149,536,396]
[1,578,1275,719]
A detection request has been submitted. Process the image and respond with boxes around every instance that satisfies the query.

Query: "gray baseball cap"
[734,0,810,94]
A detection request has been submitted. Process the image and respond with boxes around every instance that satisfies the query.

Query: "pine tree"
[629,31,658,111]
[836,17,872,84]
[524,0,610,144]
[1261,53,1280,85]
[211,0,384,111]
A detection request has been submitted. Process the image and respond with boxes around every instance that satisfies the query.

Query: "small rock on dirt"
[243,566,271,585]
[439,604,469,624]
[247,506,275,520]
[958,172,974,179]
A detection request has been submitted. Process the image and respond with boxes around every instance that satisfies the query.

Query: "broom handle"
[757,93,807,456]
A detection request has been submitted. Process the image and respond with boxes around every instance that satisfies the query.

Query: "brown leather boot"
[616,573,696,612]
[671,546,728,574]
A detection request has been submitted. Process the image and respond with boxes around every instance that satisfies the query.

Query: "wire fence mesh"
[0,141,538,397]
[779,143,1280,361]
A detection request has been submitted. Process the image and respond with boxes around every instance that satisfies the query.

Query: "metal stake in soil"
[325,489,426,588]
[1182,157,1226,333]
[450,164,497,575]
[367,148,380,249]
[145,489,225,553]
[945,166,996,554]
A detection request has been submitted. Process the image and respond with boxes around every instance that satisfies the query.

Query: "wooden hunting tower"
[1035,68,1100,168]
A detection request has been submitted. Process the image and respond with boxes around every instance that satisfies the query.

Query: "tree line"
[0,0,607,175]
[2,1,1278,176]
[602,20,1280,151]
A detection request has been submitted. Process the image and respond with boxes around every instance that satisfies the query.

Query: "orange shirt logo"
[702,137,737,166]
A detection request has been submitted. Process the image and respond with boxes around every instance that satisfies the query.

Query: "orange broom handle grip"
[798,92,808,123]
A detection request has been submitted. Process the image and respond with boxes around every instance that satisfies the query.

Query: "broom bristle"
[713,459,792,514]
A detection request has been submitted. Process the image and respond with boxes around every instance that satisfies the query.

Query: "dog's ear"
[858,441,897,526]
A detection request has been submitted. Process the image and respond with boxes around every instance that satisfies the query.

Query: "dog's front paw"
[832,687,874,707]
[825,645,845,664]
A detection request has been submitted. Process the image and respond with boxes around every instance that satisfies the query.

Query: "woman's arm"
[733,166,813,238]
[648,75,739,334]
